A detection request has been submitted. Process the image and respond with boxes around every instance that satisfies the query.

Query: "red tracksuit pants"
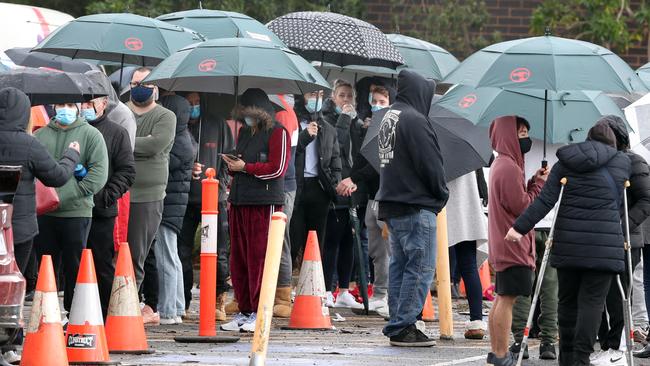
[229,204,281,313]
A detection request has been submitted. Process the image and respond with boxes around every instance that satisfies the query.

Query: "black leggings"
[323,208,354,292]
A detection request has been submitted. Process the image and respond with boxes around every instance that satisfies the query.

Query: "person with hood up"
[34,101,109,316]
[376,69,448,347]
[220,88,290,333]
[152,95,196,325]
[486,116,547,365]
[320,79,365,309]
[505,121,631,366]
[593,115,650,364]
[81,81,136,320]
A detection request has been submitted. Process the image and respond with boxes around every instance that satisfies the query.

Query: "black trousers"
[323,208,354,292]
[87,216,116,320]
[290,178,331,266]
[177,201,230,310]
[142,244,158,311]
[34,216,91,313]
[557,269,613,366]
[598,248,641,350]
[14,239,33,275]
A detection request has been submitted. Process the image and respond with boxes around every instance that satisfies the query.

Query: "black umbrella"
[267,11,404,69]
[0,68,106,106]
[361,99,493,182]
[5,47,99,73]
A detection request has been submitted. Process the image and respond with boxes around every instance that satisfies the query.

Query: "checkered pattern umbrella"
[267,11,404,69]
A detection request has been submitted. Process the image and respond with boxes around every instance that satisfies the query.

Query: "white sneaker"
[368,297,389,317]
[220,312,248,331]
[240,312,257,333]
[3,350,20,364]
[174,316,183,324]
[592,349,627,366]
[334,291,363,309]
[325,292,335,307]
[160,317,177,325]
[415,320,426,333]
[590,350,606,362]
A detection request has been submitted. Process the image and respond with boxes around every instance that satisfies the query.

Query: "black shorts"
[495,266,534,297]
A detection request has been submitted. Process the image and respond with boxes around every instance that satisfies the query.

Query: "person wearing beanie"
[220,88,290,333]
[505,120,631,365]
[594,115,650,362]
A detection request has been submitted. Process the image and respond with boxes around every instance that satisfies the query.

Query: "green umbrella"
[387,34,459,80]
[33,13,204,67]
[637,62,650,89]
[431,85,629,144]
[144,38,330,95]
[157,9,285,45]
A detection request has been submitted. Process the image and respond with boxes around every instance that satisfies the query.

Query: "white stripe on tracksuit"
[254,129,287,180]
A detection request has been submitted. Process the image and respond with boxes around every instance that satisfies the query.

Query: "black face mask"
[519,137,532,155]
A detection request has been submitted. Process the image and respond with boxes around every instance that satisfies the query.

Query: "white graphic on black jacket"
[378,109,401,168]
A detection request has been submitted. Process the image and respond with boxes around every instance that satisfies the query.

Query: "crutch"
[617,180,634,366]
[517,177,567,366]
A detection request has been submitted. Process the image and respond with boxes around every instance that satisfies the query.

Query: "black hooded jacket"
[293,95,342,202]
[513,140,631,273]
[89,102,135,218]
[0,87,80,243]
[376,70,449,219]
[160,95,195,233]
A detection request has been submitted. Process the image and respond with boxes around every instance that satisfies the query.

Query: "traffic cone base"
[21,255,68,366]
[106,243,152,354]
[287,231,333,330]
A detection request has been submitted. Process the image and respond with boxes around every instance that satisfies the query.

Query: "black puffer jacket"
[0,87,79,243]
[513,140,631,273]
[160,95,195,233]
[293,95,342,202]
[89,106,135,218]
[321,98,363,208]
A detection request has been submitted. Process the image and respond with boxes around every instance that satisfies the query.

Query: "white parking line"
[429,355,486,366]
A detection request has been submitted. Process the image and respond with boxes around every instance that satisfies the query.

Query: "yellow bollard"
[250,212,287,366]
[435,208,454,339]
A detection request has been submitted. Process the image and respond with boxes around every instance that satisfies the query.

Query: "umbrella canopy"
[313,61,398,82]
[0,67,106,105]
[144,38,330,95]
[32,13,205,66]
[6,47,99,73]
[637,62,650,89]
[444,34,647,94]
[432,85,628,144]
[157,9,284,45]
[267,11,404,69]
[387,34,459,80]
[360,103,493,182]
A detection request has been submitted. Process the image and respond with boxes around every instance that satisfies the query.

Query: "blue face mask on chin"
[131,85,154,103]
[55,107,77,125]
[305,97,322,113]
[190,105,200,120]
[81,108,97,122]
[244,117,255,127]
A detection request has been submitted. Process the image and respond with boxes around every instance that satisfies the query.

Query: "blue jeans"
[155,224,185,319]
[383,210,437,337]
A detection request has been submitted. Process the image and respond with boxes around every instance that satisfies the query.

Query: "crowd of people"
[2,63,650,366]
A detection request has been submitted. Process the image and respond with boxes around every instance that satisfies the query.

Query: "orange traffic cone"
[422,291,436,322]
[105,243,152,354]
[66,249,116,365]
[459,260,493,296]
[287,231,333,330]
[21,255,68,366]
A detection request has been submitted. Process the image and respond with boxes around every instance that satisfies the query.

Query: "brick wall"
[364,0,648,68]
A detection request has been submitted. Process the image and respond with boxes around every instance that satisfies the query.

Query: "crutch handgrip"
[560,177,567,185]
[625,180,630,188]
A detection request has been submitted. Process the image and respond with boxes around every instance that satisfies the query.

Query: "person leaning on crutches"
[505,121,631,366]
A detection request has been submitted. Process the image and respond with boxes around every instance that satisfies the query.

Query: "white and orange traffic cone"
[287,231,333,330]
[422,291,436,322]
[20,255,68,366]
[65,249,116,365]
[105,243,153,354]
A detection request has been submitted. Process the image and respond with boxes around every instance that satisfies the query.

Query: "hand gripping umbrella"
[443,29,647,167]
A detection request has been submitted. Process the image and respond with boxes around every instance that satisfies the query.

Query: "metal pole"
[542,89,548,168]
[621,181,634,366]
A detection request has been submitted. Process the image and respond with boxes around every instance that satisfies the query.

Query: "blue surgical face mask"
[130,85,155,103]
[305,97,322,113]
[55,107,77,125]
[335,105,342,114]
[190,105,200,120]
[81,108,97,122]
[244,117,255,127]
[371,104,383,113]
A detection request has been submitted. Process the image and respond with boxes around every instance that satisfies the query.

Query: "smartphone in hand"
[221,153,240,161]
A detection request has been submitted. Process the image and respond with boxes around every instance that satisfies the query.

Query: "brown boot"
[224,297,239,314]
[273,287,292,318]
[216,292,227,321]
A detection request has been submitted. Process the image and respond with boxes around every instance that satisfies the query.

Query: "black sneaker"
[389,324,436,347]
[509,342,529,359]
[634,343,650,358]
[24,290,34,303]
[486,351,516,366]
[539,342,556,360]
